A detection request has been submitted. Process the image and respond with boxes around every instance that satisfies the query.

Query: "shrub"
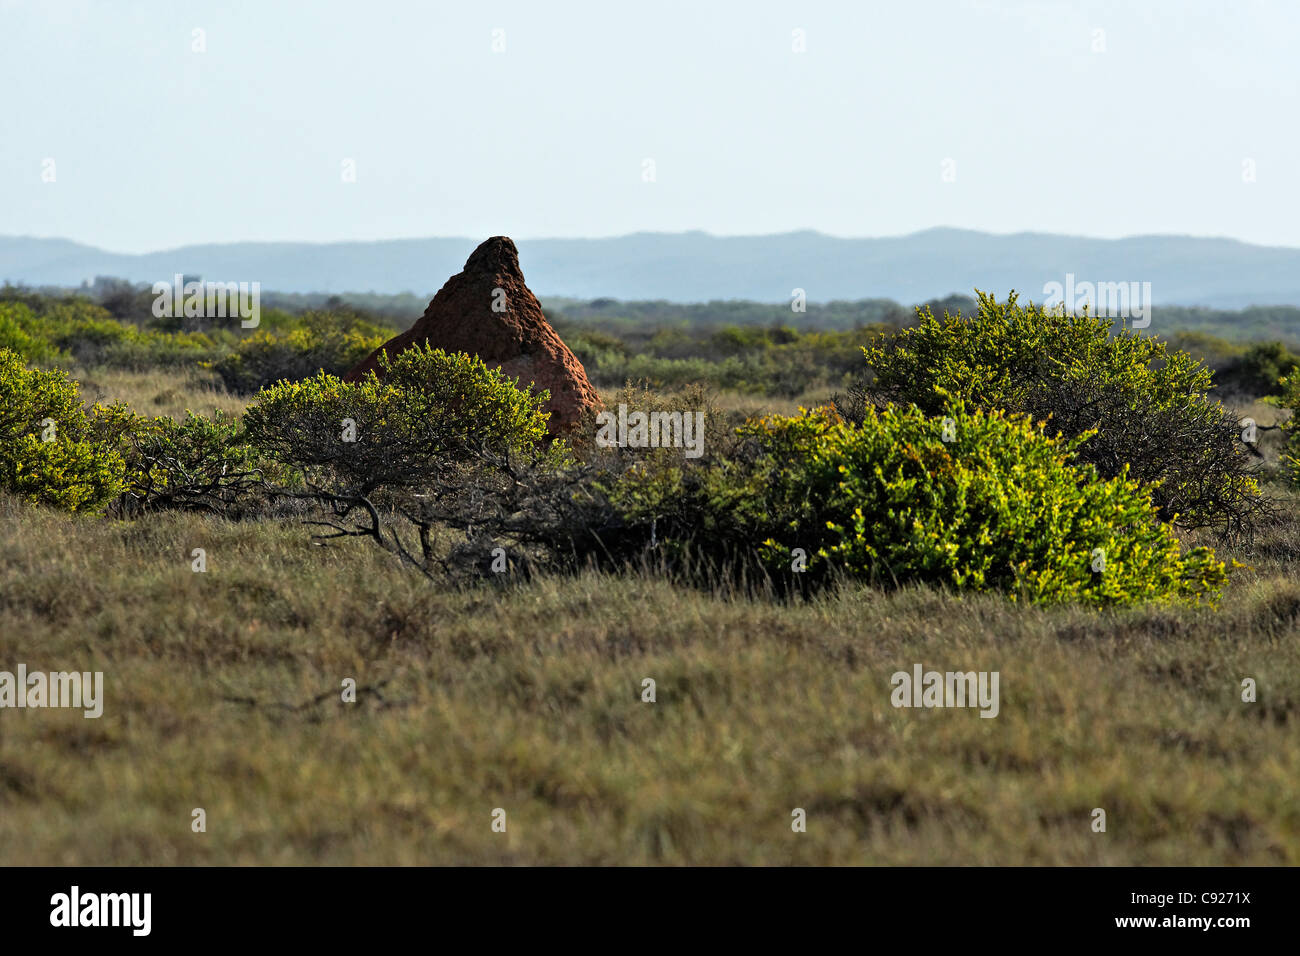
[243,345,565,574]
[1277,371,1300,482]
[837,291,1264,540]
[110,411,270,517]
[566,328,631,367]
[0,349,124,512]
[0,302,68,365]
[563,321,878,397]
[604,403,1226,606]
[1218,341,1300,397]
[245,345,556,494]
[0,299,217,369]
[209,311,390,393]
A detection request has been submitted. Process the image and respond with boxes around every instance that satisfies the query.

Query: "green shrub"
[210,311,390,394]
[604,403,1226,606]
[0,349,124,512]
[1277,371,1300,482]
[1218,341,1300,397]
[838,291,1264,539]
[0,302,68,365]
[564,322,877,397]
[566,328,631,367]
[244,345,558,497]
[0,299,217,369]
[243,346,564,575]
[111,411,271,517]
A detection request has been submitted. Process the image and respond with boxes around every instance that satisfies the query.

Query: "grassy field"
[72,366,248,420]
[0,368,1297,865]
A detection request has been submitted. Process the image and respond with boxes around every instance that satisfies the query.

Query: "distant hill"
[4,229,1300,308]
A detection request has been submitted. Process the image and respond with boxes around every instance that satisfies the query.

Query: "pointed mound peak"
[463,236,520,276]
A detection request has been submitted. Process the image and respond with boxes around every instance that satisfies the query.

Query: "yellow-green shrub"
[243,345,559,497]
[210,311,389,394]
[0,302,67,365]
[0,349,124,512]
[607,403,1226,606]
[1278,371,1300,482]
[0,299,215,369]
[843,292,1263,538]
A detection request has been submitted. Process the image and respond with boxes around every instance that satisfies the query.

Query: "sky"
[2,0,1297,253]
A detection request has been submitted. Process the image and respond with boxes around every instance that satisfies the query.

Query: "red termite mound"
[344,236,601,434]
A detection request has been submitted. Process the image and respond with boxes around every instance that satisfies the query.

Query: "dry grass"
[74,365,248,420]
[2,489,1299,865]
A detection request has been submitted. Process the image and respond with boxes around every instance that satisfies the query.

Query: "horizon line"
[4,227,1299,258]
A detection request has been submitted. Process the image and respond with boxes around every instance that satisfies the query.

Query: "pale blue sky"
[2,0,1296,253]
